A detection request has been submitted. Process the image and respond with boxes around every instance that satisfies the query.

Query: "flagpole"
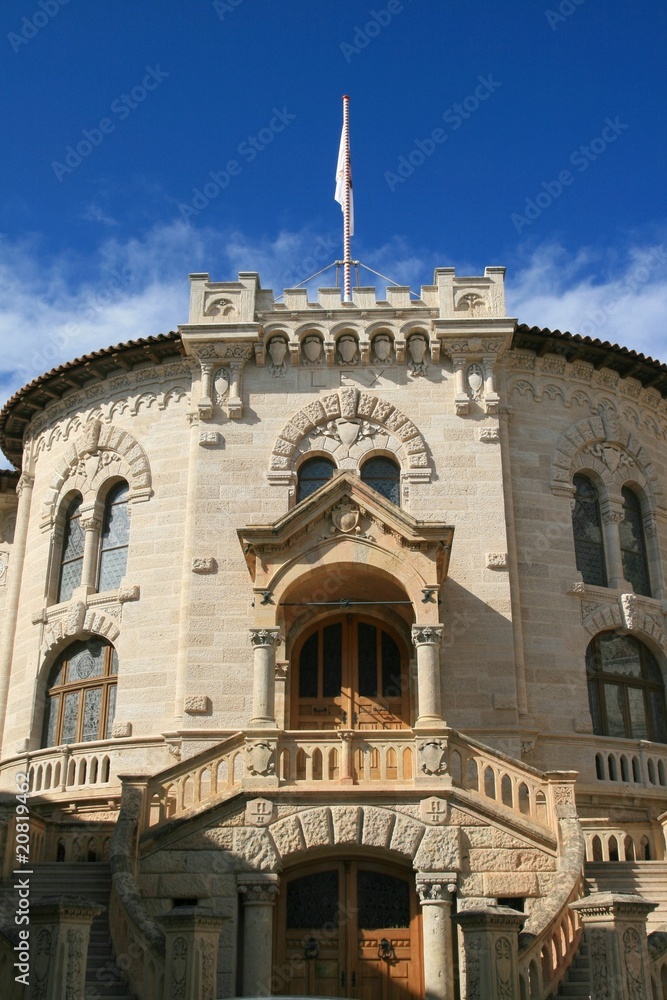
[342,94,351,302]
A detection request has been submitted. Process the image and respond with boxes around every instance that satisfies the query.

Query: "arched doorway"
[274,859,423,999]
[291,616,410,730]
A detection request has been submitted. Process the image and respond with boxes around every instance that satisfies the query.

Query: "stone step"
[585,861,667,930]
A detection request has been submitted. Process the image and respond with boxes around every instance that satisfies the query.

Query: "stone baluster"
[30,897,104,1000]
[570,892,657,1000]
[412,624,445,729]
[455,905,525,1000]
[237,874,280,996]
[416,874,457,1000]
[161,906,225,1000]
[249,628,281,728]
[339,729,355,785]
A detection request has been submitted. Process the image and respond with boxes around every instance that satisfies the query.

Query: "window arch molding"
[40,418,152,532]
[268,388,430,501]
[40,637,119,748]
[585,630,667,744]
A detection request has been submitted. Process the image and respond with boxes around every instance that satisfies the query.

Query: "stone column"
[228,361,244,418]
[161,906,225,1000]
[412,624,445,728]
[570,892,657,1000]
[198,361,215,419]
[0,472,33,755]
[79,505,102,592]
[455,905,525,1000]
[416,874,457,1000]
[30,897,104,1000]
[600,502,628,589]
[249,628,281,728]
[237,874,280,996]
[453,358,469,414]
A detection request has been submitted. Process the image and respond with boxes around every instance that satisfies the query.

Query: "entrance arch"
[274,857,424,999]
[290,615,411,730]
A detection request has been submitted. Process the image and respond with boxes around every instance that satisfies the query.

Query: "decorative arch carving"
[40,419,152,528]
[550,414,664,511]
[268,387,430,480]
[41,602,120,657]
[581,596,667,653]
[232,804,459,873]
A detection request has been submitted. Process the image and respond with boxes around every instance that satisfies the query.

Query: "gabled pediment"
[238,473,453,587]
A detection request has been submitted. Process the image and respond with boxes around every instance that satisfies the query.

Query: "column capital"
[237,873,280,904]
[412,623,444,646]
[416,873,457,904]
[249,627,281,648]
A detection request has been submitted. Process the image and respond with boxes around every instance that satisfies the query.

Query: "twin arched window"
[57,481,130,602]
[43,638,118,747]
[587,633,667,743]
[296,456,400,506]
[571,475,652,596]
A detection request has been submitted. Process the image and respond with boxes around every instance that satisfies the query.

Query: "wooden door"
[292,618,409,731]
[274,861,422,1000]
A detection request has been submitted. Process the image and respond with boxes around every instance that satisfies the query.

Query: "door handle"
[351,971,356,986]
[341,710,347,724]
[340,970,346,987]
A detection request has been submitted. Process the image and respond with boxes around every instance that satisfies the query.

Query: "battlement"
[186,265,508,324]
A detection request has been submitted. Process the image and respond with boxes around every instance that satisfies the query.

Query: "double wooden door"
[275,861,422,999]
[292,617,409,730]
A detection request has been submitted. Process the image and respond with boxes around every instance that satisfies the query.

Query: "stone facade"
[0,264,666,998]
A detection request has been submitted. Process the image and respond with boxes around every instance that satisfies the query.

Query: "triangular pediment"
[238,473,453,583]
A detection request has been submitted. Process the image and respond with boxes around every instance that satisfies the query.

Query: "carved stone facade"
[0,263,666,998]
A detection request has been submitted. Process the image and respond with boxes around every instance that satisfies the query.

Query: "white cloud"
[507,240,667,361]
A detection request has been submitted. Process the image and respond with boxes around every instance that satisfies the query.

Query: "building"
[0,263,666,999]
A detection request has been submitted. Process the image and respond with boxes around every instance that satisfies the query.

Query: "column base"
[414,716,447,731]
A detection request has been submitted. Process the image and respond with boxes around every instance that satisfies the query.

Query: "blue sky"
[1,0,666,413]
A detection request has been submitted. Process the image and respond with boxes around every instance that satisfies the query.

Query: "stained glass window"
[42,639,118,747]
[586,633,667,743]
[58,496,84,602]
[297,457,336,503]
[98,482,130,592]
[571,475,607,587]
[620,487,651,597]
[361,456,401,506]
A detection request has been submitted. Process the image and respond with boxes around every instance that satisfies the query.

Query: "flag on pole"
[334,120,354,236]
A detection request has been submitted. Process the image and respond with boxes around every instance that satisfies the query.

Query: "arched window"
[297,457,336,503]
[571,474,607,587]
[42,638,118,747]
[98,481,130,592]
[361,456,400,505]
[620,487,651,597]
[586,633,667,744]
[58,495,84,603]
